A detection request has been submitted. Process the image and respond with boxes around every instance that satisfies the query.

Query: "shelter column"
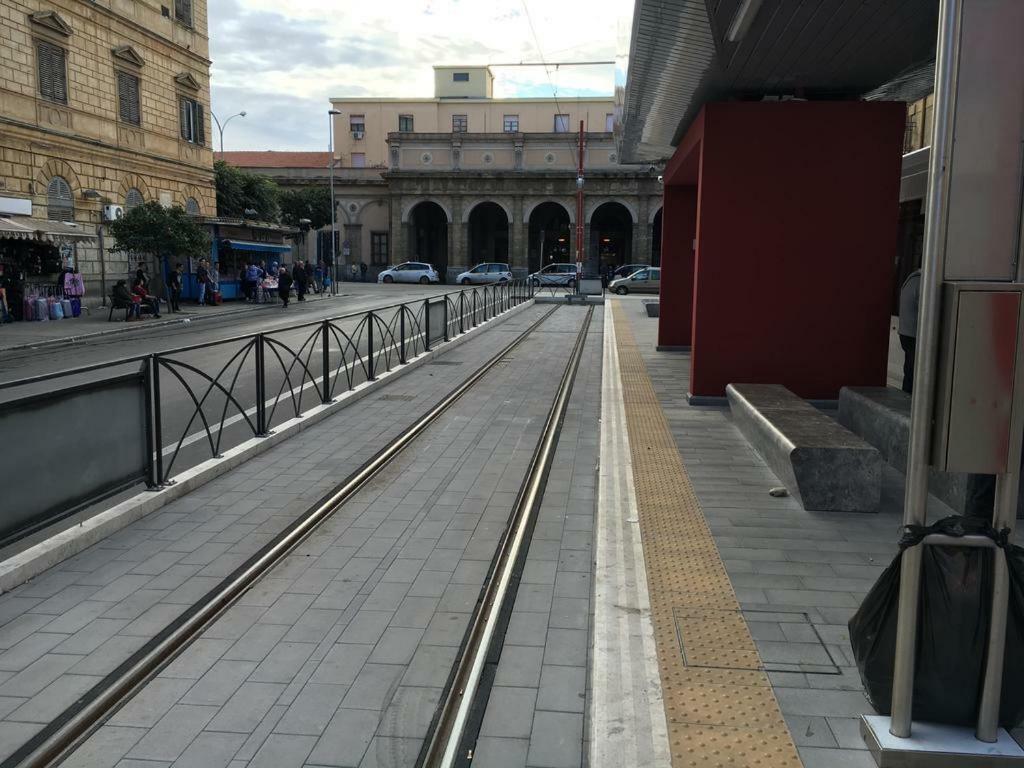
[657,184,697,349]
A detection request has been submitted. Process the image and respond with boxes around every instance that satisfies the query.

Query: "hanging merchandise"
[849,515,1024,729]
[62,271,84,297]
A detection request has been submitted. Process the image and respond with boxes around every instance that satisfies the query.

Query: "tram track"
[2,304,576,768]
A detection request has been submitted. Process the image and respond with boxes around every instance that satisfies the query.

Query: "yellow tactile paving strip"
[612,302,802,768]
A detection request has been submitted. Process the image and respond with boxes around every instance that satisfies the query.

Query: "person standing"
[278,266,293,308]
[351,263,358,282]
[313,261,324,294]
[898,268,921,394]
[169,263,183,312]
[196,259,209,306]
[359,261,368,282]
[293,260,308,302]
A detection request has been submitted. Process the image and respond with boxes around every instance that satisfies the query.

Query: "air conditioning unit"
[352,130,364,140]
[103,204,125,221]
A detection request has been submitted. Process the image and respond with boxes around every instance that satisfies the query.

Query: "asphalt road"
[0,282,498,481]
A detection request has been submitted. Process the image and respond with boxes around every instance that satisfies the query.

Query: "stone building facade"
[386,131,663,279]
[0,0,215,307]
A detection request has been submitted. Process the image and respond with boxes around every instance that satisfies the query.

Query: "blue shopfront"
[180,219,297,301]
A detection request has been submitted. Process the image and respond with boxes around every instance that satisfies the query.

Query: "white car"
[456,262,513,285]
[529,263,578,287]
[377,262,439,284]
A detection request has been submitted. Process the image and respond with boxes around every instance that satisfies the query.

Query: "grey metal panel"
[0,377,146,539]
[900,146,931,203]
[428,298,446,344]
[932,285,1023,474]
[942,0,1024,282]
[619,0,939,163]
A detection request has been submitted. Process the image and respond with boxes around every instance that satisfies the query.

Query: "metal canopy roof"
[619,0,940,163]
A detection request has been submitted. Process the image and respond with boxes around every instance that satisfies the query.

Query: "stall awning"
[0,216,94,242]
[222,239,291,254]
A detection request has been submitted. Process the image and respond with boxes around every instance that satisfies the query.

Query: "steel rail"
[419,305,595,768]
[3,303,560,768]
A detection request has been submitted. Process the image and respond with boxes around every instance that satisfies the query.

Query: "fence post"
[321,322,331,404]
[367,311,376,381]
[152,355,165,485]
[424,298,432,352]
[143,356,158,489]
[444,298,450,342]
[400,305,407,365]
[472,290,477,327]
[256,334,268,436]
[459,293,465,335]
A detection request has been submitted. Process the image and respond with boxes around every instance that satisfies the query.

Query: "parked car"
[529,263,578,287]
[377,262,439,284]
[611,263,649,280]
[610,267,661,295]
[456,262,513,285]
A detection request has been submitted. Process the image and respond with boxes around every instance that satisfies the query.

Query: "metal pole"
[400,305,407,364]
[366,311,375,381]
[424,298,432,352]
[977,475,1019,741]
[255,334,267,436]
[444,298,449,342]
[329,112,338,296]
[152,355,164,485]
[143,357,157,488]
[321,322,331,403]
[889,0,962,739]
[576,120,585,291]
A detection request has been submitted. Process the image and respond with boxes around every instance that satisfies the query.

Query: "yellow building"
[330,66,616,169]
[0,0,215,311]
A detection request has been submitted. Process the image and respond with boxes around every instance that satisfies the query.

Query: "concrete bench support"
[727,383,882,512]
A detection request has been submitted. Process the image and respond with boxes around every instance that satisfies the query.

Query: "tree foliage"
[279,186,333,230]
[215,160,280,221]
[107,201,209,261]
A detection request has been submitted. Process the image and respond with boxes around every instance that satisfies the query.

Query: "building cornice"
[1,115,214,179]
[83,1,212,67]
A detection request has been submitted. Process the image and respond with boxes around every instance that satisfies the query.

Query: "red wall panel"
[687,101,905,399]
[658,184,699,348]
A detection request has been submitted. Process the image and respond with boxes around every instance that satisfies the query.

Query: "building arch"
[181,185,207,216]
[527,201,572,273]
[649,203,663,224]
[125,187,145,210]
[34,158,81,201]
[46,176,74,222]
[117,174,151,202]
[467,201,509,264]
[651,207,663,267]
[408,200,450,276]
[590,201,635,270]
[523,199,574,225]
[461,198,513,224]
[401,197,452,224]
[585,197,638,225]
[353,198,387,226]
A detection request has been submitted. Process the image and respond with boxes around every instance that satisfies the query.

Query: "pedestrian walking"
[350,263,358,282]
[293,260,309,302]
[313,261,324,293]
[196,259,209,305]
[898,268,921,394]
[278,266,293,308]
[359,261,368,282]
[169,263,183,312]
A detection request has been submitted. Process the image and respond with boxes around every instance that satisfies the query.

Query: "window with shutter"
[179,97,203,145]
[125,188,144,210]
[47,176,74,222]
[37,41,67,104]
[174,0,192,26]
[117,71,141,125]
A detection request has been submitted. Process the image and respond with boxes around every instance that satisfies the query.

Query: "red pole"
[576,120,585,281]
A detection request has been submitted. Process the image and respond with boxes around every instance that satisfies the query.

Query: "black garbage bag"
[849,515,1024,728]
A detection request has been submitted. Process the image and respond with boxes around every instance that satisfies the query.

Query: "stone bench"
[727,383,883,512]
[838,386,1009,517]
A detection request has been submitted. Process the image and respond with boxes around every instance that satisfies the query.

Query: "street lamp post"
[211,110,247,153]
[329,109,341,296]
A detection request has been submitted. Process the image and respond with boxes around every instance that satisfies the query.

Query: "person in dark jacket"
[278,266,293,308]
[196,260,209,305]
[132,277,161,317]
[293,260,308,302]
[359,261,368,282]
[113,280,141,320]
[168,263,183,312]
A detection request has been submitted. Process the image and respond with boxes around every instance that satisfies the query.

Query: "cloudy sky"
[208,0,634,151]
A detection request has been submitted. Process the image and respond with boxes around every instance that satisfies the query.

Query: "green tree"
[214,160,280,221]
[107,201,210,265]
[279,186,332,230]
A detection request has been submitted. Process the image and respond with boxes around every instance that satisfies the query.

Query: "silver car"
[377,262,440,284]
[529,263,578,287]
[456,262,513,285]
[610,267,661,295]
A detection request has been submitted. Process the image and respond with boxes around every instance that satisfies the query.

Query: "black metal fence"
[0,280,534,544]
